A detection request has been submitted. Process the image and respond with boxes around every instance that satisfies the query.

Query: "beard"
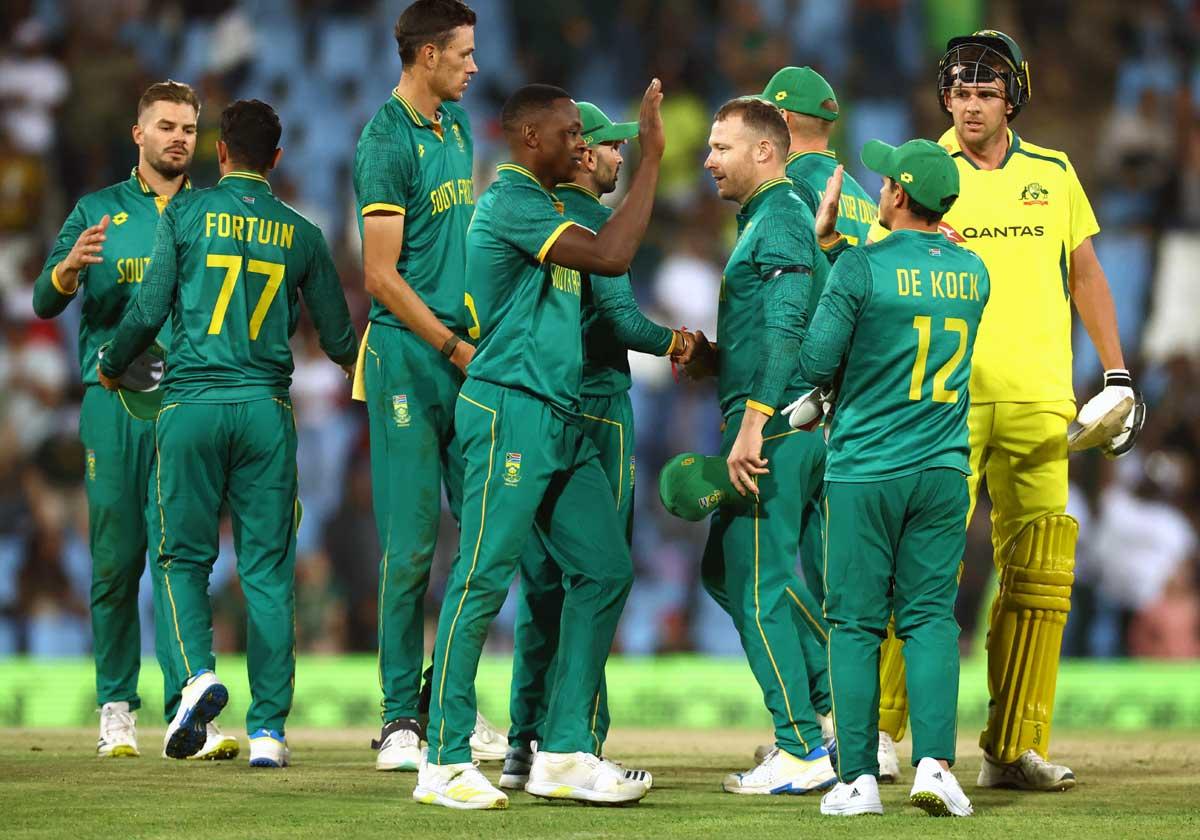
[147,149,191,180]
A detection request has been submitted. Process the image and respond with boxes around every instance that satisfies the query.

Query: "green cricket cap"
[577,101,638,146]
[761,66,839,121]
[861,138,960,213]
[658,452,752,521]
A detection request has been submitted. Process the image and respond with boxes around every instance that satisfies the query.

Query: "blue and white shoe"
[164,671,228,760]
[249,729,289,768]
[723,745,837,795]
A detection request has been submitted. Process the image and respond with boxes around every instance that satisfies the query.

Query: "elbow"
[363,264,386,299]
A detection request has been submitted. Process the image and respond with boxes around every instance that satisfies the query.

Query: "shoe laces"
[100,705,136,741]
[473,712,501,742]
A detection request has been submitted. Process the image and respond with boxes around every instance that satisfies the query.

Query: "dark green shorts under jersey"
[822,468,968,780]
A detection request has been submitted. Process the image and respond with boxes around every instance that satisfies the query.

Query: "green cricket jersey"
[717,178,817,419]
[557,183,673,397]
[799,229,990,481]
[786,150,878,358]
[33,168,183,385]
[100,171,357,401]
[464,164,585,418]
[353,90,474,333]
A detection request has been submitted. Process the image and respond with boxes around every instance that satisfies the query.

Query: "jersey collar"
[392,90,448,137]
[938,127,1020,170]
[555,182,601,203]
[785,149,837,166]
[130,166,192,196]
[740,177,790,214]
[219,170,274,192]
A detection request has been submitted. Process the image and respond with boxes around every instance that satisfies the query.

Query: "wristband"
[440,334,461,358]
[1103,368,1132,389]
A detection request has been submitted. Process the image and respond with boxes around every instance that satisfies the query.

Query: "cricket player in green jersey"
[351,0,506,770]
[800,139,989,817]
[416,81,667,810]
[764,65,906,782]
[30,81,240,760]
[685,97,835,796]
[98,100,357,769]
[499,101,694,792]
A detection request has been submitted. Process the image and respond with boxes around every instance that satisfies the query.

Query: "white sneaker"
[878,731,902,783]
[97,701,139,758]
[470,711,507,761]
[374,720,421,771]
[525,751,648,805]
[909,757,972,816]
[413,758,509,810]
[164,671,228,759]
[499,743,534,790]
[977,749,1077,791]
[248,728,289,768]
[723,745,836,795]
[820,774,884,815]
[755,716,834,764]
[162,721,239,760]
[602,757,654,791]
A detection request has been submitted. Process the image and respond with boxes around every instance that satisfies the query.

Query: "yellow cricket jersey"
[937,128,1099,403]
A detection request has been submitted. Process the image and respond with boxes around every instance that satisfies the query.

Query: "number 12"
[908,316,968,403]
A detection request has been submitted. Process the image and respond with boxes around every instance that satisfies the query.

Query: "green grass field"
[3,728,1198,839]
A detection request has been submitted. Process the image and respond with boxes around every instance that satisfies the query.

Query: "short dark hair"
[887,177,947,224]
[137,80,200,120]
[500,84,573,134]
[395,0,477,66]
[714,97,789,157]
[220,100,282,171]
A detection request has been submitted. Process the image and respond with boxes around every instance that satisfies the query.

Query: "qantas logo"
[960,224,1045,239]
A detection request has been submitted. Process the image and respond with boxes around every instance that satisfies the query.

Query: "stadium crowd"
[1,0,1197,660]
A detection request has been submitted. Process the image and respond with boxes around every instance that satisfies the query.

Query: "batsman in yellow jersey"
[873,30,1145,791]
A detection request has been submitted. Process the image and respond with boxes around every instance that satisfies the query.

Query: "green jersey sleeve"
[591,275,673,356]
[799,246,871,386]
[749,212,815,411]
[32,201,87,319]
[491,184,578,264]
[300,232,358,365]
[101,202,180,377]
[356,132,416,216]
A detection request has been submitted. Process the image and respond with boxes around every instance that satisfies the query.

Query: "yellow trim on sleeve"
[361,203,406,216]
[665,330,679,356]
[536,221,575,263]
[50,266,77,296]
[351,323,372,402]
[746,399,776,417]
[819,232,846,251]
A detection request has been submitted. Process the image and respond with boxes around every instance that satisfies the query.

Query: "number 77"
[206,254,286,340]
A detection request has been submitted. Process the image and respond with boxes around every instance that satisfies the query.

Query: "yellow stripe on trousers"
[436,393,497,764]
[753,502,809,753]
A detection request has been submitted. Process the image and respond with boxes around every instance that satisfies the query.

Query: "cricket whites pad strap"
[983,513,1078,764]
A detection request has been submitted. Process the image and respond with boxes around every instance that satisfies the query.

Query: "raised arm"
[543,80,665,276]
[799,248,870,386]
[33,204,103,319]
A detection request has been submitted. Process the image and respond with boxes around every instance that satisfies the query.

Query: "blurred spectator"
[0,19,69,156]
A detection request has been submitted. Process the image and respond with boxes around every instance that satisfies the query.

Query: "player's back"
[825,230,990,481]
[163,171,329,402]
[786,151,877,246]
